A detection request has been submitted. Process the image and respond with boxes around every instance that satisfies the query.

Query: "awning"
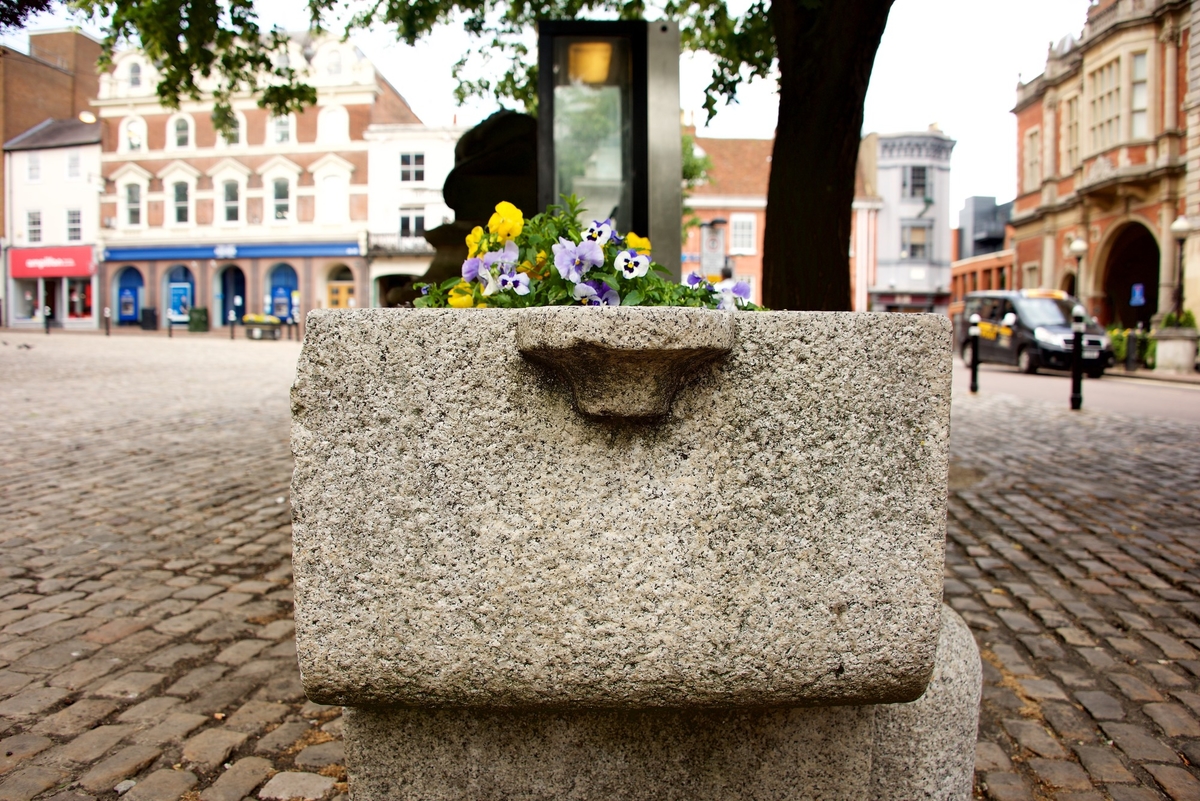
[10,246,95,279]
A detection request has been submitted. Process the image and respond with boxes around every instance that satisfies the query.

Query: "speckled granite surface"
[291,307,952,708]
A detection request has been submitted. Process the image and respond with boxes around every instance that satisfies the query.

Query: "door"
[42,278,60,325]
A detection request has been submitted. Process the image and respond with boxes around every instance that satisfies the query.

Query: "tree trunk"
[762,0,895,311]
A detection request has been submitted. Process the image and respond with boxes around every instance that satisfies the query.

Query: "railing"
[366,233,436,256]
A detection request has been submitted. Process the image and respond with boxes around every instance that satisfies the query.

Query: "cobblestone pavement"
[4,330,1200,801]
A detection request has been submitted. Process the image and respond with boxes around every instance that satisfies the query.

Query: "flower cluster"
[415,196,763,311]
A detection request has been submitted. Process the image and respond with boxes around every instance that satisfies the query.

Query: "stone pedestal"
[1154,326,1198,373]
[290,307,978,800]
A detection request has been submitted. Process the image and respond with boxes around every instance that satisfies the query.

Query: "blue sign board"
[1130,283,1146,307]
[118,288,137,322]
[168,282,192,321]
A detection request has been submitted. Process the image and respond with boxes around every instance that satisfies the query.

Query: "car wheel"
[1087,367,1104,379]
[1017,347,1038,374]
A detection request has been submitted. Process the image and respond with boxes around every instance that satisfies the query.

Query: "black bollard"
[168,319,172,338]
[1070,305,1085,410]
[43,305,51,335]
[1126,323,1142,372]
[968,313,981,394]
[104,307,111,336]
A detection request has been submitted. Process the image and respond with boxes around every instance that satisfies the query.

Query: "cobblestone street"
[2,330,1200,800]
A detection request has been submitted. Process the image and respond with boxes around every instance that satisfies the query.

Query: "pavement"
[2,328,1200,801]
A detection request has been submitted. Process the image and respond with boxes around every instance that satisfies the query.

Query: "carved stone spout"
[514,306,735,419]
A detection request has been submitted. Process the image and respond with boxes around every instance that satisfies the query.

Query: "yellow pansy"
[448,282,476,308]
[465,226,484,258]
[626,232,652,255]
[488,201,524,241]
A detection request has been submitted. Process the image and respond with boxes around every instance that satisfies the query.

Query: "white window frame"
[129,61,142,88]
[125,183,142,226]
[167,113,194,150]
[26,153,40,183]
[317,104,350,144]
[171,181,190,224]
[1130,51,1149,140]
[1063,95,1080,171]
[270,114,295,145]
[27,210,41,243]
[66,209,82,241]
[1023,127,1041,193]
[222,180,241,224]
[215,111,246,149]
[113,164,151,229]
[901,221,932,262]
[121,117,147,154]
[729,213,757,255]
[399,206,427,240]
[66,150,81,180]
[400,152,425,182]
[1089,58,1121,154]
[207,159,251,228]
[259,157,302,227]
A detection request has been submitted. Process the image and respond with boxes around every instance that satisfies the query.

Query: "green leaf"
[621,290,643,307]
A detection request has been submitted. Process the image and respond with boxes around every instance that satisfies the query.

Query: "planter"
[290,307,978,800]
[1152,327,1198,373]
[187,307,209,333]
[244,323,281,341]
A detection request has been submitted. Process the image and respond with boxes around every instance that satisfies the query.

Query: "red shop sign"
[10,246,95,279]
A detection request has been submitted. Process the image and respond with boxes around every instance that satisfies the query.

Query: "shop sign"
[10,246,94,278]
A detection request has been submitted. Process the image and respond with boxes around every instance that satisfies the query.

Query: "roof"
[5,118,101,151]
[690,135,773,197]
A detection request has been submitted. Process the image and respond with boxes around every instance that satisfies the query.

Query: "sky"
[4,0,1093,221]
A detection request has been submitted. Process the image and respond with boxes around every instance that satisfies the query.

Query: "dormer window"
[129,63,141,87]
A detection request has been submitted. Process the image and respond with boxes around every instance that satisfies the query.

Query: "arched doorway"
[1060,272,1076,297]
[327,265,355,309]
[163,264,195,325]
[268,263,298,320]
[1103,223,1159,328]
[114,266,144,325]
[216,265,246,325]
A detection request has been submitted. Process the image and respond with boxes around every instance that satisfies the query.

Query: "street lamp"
[1169,215,1191,326]
[1068,237,1088,301]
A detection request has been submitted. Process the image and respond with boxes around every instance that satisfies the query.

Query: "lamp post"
[1068,237,1088,302]
[1070,304,1086,411]
[1170,215,1191,326]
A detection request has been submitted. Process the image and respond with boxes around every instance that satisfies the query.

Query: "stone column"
[1164,24,1179,132]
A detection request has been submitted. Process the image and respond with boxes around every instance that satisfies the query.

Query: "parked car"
[957,289,1114,378]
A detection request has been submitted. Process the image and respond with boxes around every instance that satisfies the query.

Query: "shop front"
[8,246,97,329]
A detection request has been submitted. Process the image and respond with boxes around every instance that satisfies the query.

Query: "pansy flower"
[685,271,713,291]
[461,257,483,282]
[487,202,524,241]
[625,232,651,255]
[615,249,651,280]
[465,226,485,257]
[715,279,752,309]
[498,269,531,295]
[483,240,519,272]
[573,279,620,306]
[552,237,604,282]
[583,219,614,246]
[448,281,476,308]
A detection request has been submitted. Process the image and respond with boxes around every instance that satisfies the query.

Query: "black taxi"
[957,289,1113,378]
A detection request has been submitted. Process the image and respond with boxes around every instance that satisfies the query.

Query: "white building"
[364,123,464,306]
[867,128,956,313]
[4,117,103,329]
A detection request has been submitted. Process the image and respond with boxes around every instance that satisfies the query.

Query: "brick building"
[93,34,424,328]
[1012,0,1193,328]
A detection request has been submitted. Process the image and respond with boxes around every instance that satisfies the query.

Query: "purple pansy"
[461,257,483,282]
[615,249,650,280]
[498,269,531,295]
[714,278,752,309]
[552,237,604,282]
[482,240,519,272]
[573,279,620,306]
[685,271,712,291]
[583,219,614,246]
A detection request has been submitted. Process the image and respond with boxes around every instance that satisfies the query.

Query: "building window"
[125,119,144,152]
[66,151,80,179]
[905,165,929,199]
[400,207,425,238]
[901,223,930,261]
[27,154,39,182]
[222,116,241,146]
[66,209,81,241]
[400,153,425,181]
[273,179,290,220]
[27,211,41,243]
[730,213,756,254]
[272,116,291,144]
[174,117,190,148]
[129,62,141,87]
[224,181,239,222]
[1089,58,1120,152]
[173,181,189,223]
[1065,96,1079,170]
[1131,52,1148,139]
[126,184,141,225]
[1023,129,1041,193]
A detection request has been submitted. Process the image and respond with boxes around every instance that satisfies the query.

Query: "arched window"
[129,63,141,88]
[272,116,291,144]
[124,119,144,152]
[273,179,290,220]
[174,118,189,148]
[125,184,141,225]
[223,181,239,222]
[173,182,189,223]
[327,51,342,76]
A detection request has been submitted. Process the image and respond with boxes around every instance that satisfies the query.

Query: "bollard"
[1070,305,1085,410]
[967,313,981,394]
[43,305,51,335]
[229,310,237,340]
[103,306,111,336]
[1126,323,1142,372]
[168,319,173,338]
